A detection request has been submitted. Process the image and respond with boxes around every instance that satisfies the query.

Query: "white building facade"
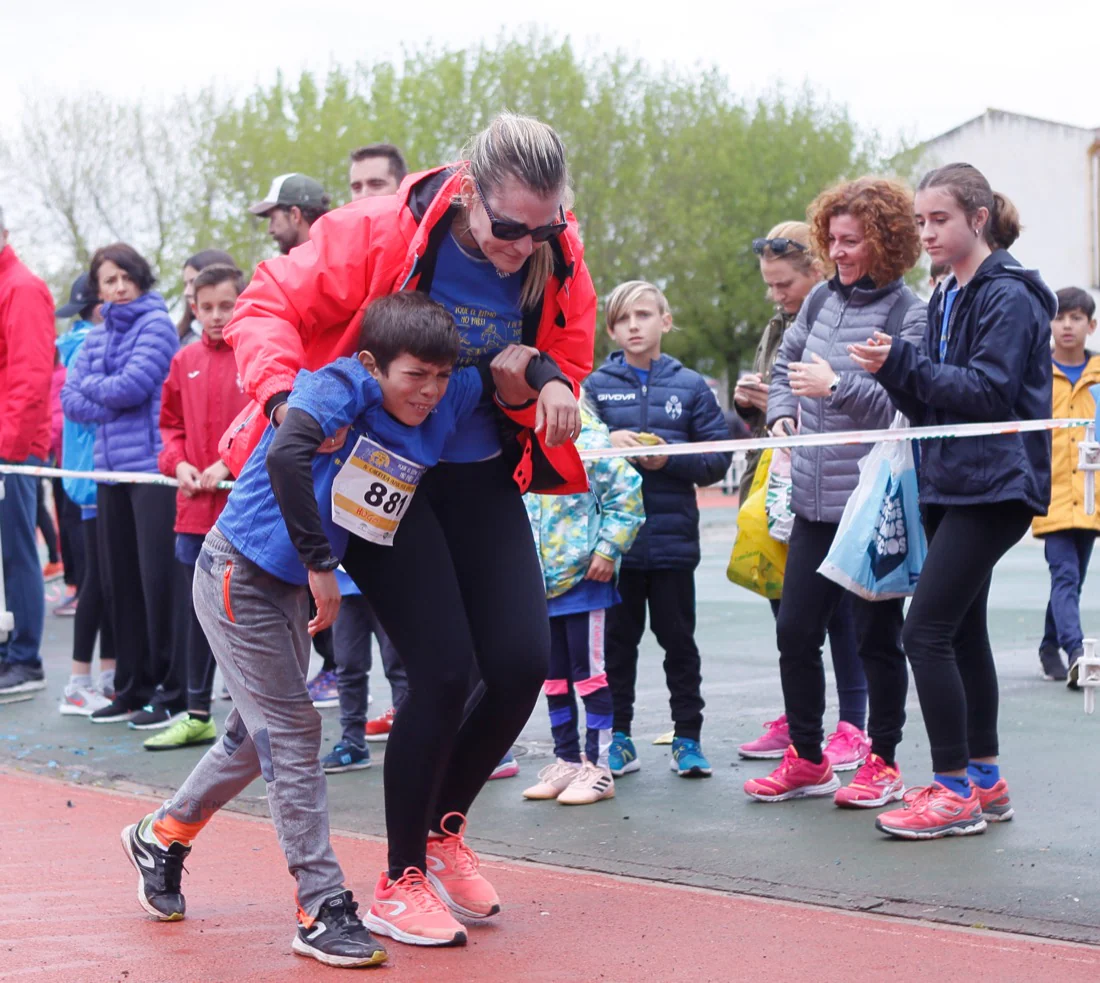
[917,110,1100,300]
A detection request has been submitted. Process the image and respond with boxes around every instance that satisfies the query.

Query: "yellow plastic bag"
[727,449,788,599]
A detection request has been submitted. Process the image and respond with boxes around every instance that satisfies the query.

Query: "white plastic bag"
[764,448,794,543]
[817,414,927,600]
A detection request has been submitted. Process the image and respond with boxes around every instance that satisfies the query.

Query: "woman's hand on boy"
[491,345,540,406]
[307,569,341,636]
[535,381,580,448]
[175,461,202,497]
[317,426,350,455]
[200,460,232,491]
[585,553,616,582]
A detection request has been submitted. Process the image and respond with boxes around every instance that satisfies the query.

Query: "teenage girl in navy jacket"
[850,163,1054,840]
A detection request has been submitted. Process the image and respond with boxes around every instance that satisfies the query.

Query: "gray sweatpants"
[155,528,345,916]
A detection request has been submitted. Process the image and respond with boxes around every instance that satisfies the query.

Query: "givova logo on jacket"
[665,394,682,419]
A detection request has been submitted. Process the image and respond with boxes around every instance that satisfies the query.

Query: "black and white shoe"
[128,704,186,730]
[90,698,137,723]
[121,815,190,921]
[1068,648,1084,690]
[292,890,388,968]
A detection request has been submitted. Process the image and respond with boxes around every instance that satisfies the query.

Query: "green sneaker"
[143,715,217,751]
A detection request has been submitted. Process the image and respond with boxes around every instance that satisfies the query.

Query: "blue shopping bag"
[818,414,927,600]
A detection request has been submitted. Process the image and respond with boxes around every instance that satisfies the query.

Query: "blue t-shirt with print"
[217,357,483,585]
[429,232,523,462]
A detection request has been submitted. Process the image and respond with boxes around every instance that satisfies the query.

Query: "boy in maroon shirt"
[148,264,250,749]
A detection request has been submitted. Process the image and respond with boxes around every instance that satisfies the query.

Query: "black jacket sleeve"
[266,407,340,573]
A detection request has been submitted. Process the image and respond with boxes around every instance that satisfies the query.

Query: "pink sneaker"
[738,714,790,759]
[424,812,501,919]
[743,745,840,802]
[834,754,904,808]
[875,783,987,840]
[365,867,466,946]
[823,721,870,773]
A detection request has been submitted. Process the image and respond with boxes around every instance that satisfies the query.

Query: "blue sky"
[3,0,1097,145]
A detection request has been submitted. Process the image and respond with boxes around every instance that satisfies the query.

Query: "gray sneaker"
[0,662,46,700]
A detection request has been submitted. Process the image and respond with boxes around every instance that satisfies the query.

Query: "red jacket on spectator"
[220,165,596,494]
[159,332,250,535]
[49,362,65,464]
[0,245,55,462]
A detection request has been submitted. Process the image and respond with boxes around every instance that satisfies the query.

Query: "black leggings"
[36,480,59,564]
[776,517,907,764]
[73,515,114,666]
[97,483,181,710]
[341,457,549,879]
[903,502,1033,773]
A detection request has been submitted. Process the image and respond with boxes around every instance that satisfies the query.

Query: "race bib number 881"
[331,435,426,546]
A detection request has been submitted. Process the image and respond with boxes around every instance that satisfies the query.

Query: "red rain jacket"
[0,246,55,462]
[159,333,251,535]
[220,165,595,494]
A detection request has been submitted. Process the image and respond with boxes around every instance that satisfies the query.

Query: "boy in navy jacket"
[585,280,731,778]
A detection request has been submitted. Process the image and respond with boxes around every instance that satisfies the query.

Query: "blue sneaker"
[607,732,640,777]
[670,737,712,777]
[322,741,371,774]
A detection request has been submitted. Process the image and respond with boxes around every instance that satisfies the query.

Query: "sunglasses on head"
[752,237,808,256]
[474,181,568,243]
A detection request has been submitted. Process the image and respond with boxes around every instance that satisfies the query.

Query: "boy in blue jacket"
[118,293,489,967]
[586,281,732,777]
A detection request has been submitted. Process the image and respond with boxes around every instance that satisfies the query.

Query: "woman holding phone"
[743,179,926,812]
[734,222,868,771]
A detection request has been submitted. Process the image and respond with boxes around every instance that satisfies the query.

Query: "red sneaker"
[424,812,501,919]
[364,868,466,947]
[365,707,395,743]
[975,778,1014,823]
[875,783,987,840]
[834,754,904,808]
[743,745,840,802]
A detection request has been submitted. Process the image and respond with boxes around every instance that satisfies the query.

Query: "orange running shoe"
[425,812,501,919]
[364,868,466,947]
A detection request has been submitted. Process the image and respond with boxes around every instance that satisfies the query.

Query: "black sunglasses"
[474,181,568,243]
[752,237,808,256]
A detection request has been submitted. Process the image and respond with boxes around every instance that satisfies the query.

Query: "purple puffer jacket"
[60,291,179,473]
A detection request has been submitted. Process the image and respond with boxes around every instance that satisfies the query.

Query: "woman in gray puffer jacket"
[744,177,926,807]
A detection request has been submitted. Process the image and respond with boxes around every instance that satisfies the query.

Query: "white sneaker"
[522,758,583,800]
[60,683,112,716]
[557,759,615,806]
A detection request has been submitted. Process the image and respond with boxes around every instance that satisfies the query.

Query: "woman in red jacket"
[222,113,594,946]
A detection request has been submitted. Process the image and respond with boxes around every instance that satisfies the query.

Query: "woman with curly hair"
[743,177,926,810]
[850,164,1054,840]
